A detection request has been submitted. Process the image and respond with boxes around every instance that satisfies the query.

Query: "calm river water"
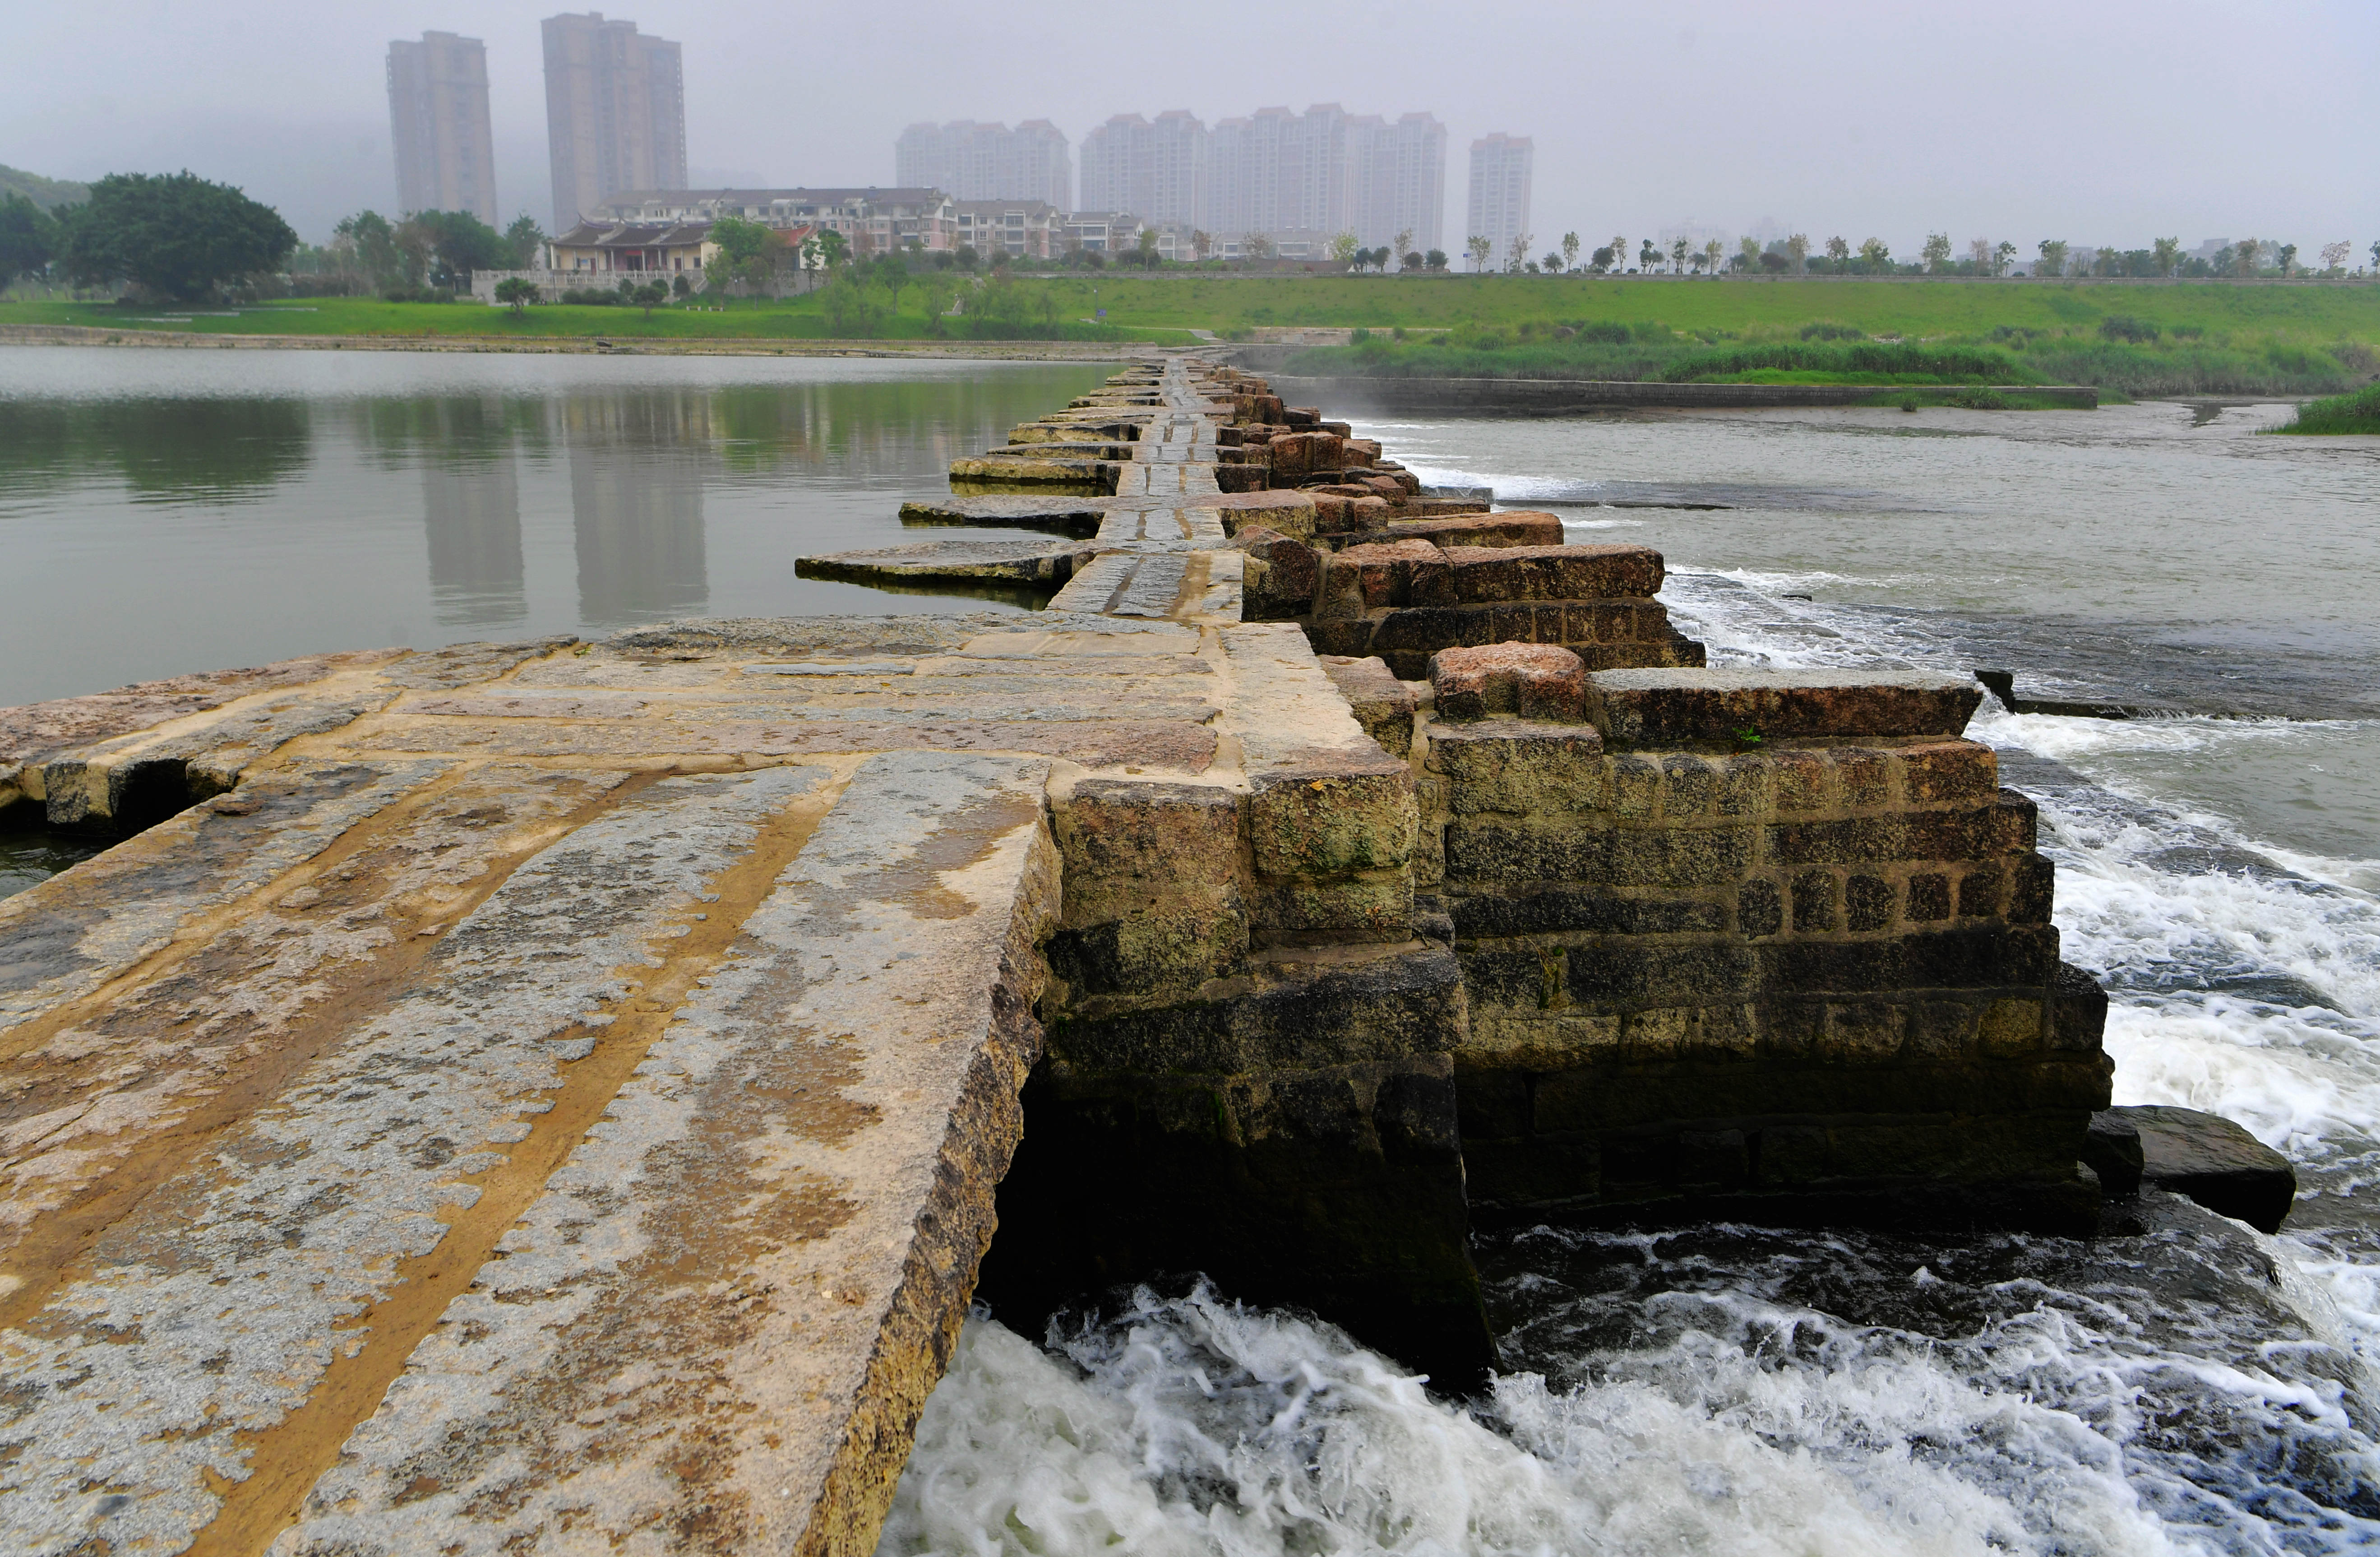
[5,354,2379,1551]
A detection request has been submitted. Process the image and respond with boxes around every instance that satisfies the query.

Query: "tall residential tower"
[1465,133,1534,269]
[894,120,1071,209]
[541,12,687,230]
[386,31,498,225]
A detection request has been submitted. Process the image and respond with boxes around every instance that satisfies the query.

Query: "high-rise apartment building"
[1465,133,1534,268]
[1193,106,1444,252]
[894,121,1072,209]
[542,12,687,230]
[1078,111,1204,225]
[387,32,498,225]
[1348,112,1445,255]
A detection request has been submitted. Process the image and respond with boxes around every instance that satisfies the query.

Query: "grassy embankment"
[4,277,2374,395]
[2276,381,2380,433]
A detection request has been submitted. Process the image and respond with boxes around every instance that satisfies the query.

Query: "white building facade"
[1465,133,1533,269]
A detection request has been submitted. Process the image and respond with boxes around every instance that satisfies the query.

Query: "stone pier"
[0,354,2111,1556]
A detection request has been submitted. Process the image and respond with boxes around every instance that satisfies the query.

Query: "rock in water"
[2105,1105,2297,1232]
[2083,1111,2145,1198]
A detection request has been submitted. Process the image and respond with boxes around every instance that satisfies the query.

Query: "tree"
[394,210,505,288]
[1759,250,1788,273]
[1401,249,1423,272]
[1561,232,1581,272]
[2035,239,2068,278]
[801,226,849,272]
[2275,243,2297,278]
[1244,232,1275,263]
[1191,229,1212,261]
[333,210,405,290]
[1395,228,1414,265]
[1330,230,1361,267]
[1703,237,1724,274]
[1824,236,1850,267]
[1137,227,1160,269]
[0,192,57,281]
[1639,239,1658,272]
[1465,235,1491,271]
[1966,237,1991,272]
[1589,245,1614,273]
[2152,236,2181,278]
[2235,238,2261,278]
[60,171,296,300]
[500,214,547,270]
[1993,241,2016,277]
[1922,232,1952,273]
[1507,232,1533,273]
[1669,236,1689,273]
[2319,241,2349,274]
[1738,235,1761,272]
[1609,234,1626,272]
[1424,248,1447,271]
[2371,240,2379,272]
[1858,236,1890,272]
[872,252,910,314]
[493,276,538,313]
[1787,233,1810,273]
[1541,250,1562,273]
[671,272,692,299]
[631,280,667,318]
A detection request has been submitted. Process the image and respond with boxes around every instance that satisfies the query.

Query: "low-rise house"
[1061,211,1144,254]
[589,188,956,253]
[952,200,1060,260]
[549,219,717,276]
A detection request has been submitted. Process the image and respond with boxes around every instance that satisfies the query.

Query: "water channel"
[5,351,2377,1552]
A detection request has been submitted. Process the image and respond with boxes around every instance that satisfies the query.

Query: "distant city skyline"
[1466,134,1532,266]
[8,3,2366,251]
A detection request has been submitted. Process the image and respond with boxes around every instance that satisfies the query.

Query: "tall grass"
[2277,382,2380,434]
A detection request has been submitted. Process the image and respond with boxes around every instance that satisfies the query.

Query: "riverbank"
[0,322,1135,359]
[1263,373,2100,413]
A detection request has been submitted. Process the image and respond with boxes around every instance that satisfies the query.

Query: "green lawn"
[6,276,2375,396]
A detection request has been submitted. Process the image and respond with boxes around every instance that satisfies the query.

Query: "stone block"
[1267,430,1345,481]
[1317,655,1417,757]
[1449,887,1727,939]
[1411,544,1664,606]
[1565,941,1759,1011]
[1428,643,1589,723]
[1233,525,1321,620]
[1247,767,1417,878]
[1383,511,1564,548]
[1316,540,1445,617]
[1846,873,1895,931]
[2114,1104,2297,1232]
[1738,878,1783,938]
[1442,815,1612,883]
[1424,719,1608,813]
[1054,778,1241,900]
[1899,741,1999,805]
[1588,669,1984,748]
[2050,960,2108,1051]
[1250,870,1416,936]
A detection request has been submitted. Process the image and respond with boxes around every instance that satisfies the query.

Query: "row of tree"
[1439,227,2376,280]
[310,208,545,294]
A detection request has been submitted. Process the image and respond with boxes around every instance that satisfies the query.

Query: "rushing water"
[881,402,2380,1556]
[0,347,1114,710]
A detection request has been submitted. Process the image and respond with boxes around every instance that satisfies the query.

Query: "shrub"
[2098,315,2160,343]
[1799,320,1865,341]
[1577,320,1632,344]
[556,287,620,306]
[2279,381,2380,434]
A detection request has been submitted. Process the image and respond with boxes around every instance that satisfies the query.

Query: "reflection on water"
[0,349,1115,706]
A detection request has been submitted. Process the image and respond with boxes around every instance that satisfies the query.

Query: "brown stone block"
[1824,1000,1908,1058]
[1267,430,1345,481]
[1900,741,1999,806]
[2051,961,2109,1052]
[1442,815,1612,883]
[2009,854,2055,925]
[1233,526,1321,619]
[1609,752,1662,823]
[1846,874,1895,931]
[1368,609,1500,678]
[1250,871,1415,936]
[1248,767,1416,878]
[1412,544,1665,607]
[1606,825,1757,889]
[1792,870,1840,932]
[1384,512,1564,549]
[1904,999,1980,1057]
[1838,749,1891,809]
[1660,754,1718,818]
[1055,778,1241,900]
[1565,941,1758,1012]
[1978,997,2048,1056]
[1319,654,1417,759]
[1587,669,1984,748]
[1456,942,1565,1014]
[1449,887,1727,939]
[1772,748,1835,814]
[1907,873,1951,922]
[1428,643,1589,723]
[1994,790,2039,850]
[1425,719,1608,813]
[1738,878,1784,938]
[1305,619,1379,658]
[1715,753,1772,818]
[1317,540,1445,617]
[1958,866,2006,919]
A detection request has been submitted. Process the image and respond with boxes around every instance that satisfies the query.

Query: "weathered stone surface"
[1429,643,1590,723]
[794,538,1099,589]
[1591,668,1986,747]
[1384,511,1565,548]
[1316,539,1446,616]
[1231,524,1321,621]
[2113,1104,2297,1231]
[1414,544,1663,606]
[1317,654,1415,757]
[2084,1110,2146,1197]
[0,650,398,771]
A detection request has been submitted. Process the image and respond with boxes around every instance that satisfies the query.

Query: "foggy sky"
[7,0,2373,255]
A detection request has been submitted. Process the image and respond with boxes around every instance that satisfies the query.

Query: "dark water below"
[0,347,1114,709]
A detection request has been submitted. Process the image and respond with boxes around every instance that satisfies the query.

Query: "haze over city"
[5,0,2371,250]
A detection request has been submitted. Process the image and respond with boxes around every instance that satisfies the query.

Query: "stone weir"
[0,355,2109,1557]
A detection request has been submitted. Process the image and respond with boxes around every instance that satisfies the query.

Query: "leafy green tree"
[0,192,57,281]
[1639,239,1657,271]
[1993,241,2016,276]
[333,211,403,289]
[394,210,505,288]
[60,171,296,300]
[2152,236,2180,278]
[1703,238,1723,274]
[2035,239,2068,278]
[630,280,668,318]
[1669,236,1689,273]
[801,226,850,278]
[1824,236,1850,268]
[1424,248,1446,271]
[500,214,547,269]
[1858,236,1891,272]
[1787,233,1810,273]
[1922,232,1952,273]
[1589,245,1614,273]
[2275,243,2297,277]
[1738,235,1761,272]
[2370,240,2379,271]
[871,252,910,314]
[2235,238,2261,278]
[672,273,692,298]
[1561,232,1581,272]
[493,276,537,313]
[1330,231,1361,267]
[1465,235,1491,271]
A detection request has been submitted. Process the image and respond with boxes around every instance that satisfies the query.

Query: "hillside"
[0,164,90,209]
